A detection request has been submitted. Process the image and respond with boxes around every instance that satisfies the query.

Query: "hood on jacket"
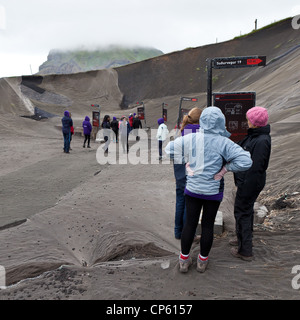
[64,110,70,117]
[84,116,90,121]
[113,116,117,121]
[200,106,230,137]
[157,118,164,125]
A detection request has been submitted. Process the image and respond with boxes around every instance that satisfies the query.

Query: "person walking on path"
[156,118,169,160]
[82,116,92,148]
[61,110,73,153]
[173,107,202,240]
[165,106,253,273]
[69,112,74,150]
[111,116,119,143]
[101,115,111,154]
[229,106,271,261]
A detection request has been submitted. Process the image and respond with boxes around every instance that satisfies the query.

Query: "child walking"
[156,118,169,160]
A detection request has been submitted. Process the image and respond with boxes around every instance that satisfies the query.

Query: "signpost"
[212,56,266,69]
[162,102,168,122]
[177,97,198,129]
[91,104,100,128]
[207,55,266,106]
[137,102,146,127]
[206,55,266,142]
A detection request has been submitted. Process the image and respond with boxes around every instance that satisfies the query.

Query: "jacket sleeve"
[223,140,253,173]
[165,136,188,164]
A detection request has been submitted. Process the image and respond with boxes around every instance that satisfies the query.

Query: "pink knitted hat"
[246,106,268,127]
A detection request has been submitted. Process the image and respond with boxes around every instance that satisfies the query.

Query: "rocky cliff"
[38,46,164,75]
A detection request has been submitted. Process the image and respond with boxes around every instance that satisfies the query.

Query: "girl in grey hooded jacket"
[165,106,252,273]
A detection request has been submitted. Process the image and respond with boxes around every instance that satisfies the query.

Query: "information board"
[213,92,256,142]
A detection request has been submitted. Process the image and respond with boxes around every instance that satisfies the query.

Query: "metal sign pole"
[177,98,183,129]
[142,102,145,127]
[206,58,213,107]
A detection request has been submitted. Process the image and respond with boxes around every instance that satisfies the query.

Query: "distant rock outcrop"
[38,46,164,75]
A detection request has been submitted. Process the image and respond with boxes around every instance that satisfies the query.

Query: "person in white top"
[156,118,169,160]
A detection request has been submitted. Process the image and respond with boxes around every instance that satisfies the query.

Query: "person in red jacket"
[128,113,133,131]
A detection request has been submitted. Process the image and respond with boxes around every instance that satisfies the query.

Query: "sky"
[0,0,300,78]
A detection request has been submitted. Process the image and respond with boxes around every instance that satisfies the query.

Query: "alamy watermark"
[0,265,6,289]
[0,4,6,30]
[291,265,300,290]
[95,128,197,165]
[291,15,300,30]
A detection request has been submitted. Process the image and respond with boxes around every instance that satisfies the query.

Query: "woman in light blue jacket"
[165,106,252,273]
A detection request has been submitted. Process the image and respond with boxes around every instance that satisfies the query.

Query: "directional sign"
[212,56,266,69]
[181,97,198,102]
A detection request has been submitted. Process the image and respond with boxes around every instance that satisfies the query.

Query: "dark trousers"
[63,132,70,152]
[174,185,187,238]
[113,129,118,142]
[234,187,261,256]
[84,134,90,147]
[181,195,220,257]
[158,140,163,157]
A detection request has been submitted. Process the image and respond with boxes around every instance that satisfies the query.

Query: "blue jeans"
[63,132,71,152]
[173,163,187,238]
[175,185,187,238]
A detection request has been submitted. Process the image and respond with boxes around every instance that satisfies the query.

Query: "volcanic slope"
[0,17,299,300]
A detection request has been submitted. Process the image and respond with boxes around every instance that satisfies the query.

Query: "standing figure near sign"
[156,118,169,160]
[61,110,73,154]
[101,115,111,154]
[82,116,92,148]
[230,106,271,261]
[173,107,202,240]
[132,114,142,141]
[111,117,119,143]
[165,107,252,273]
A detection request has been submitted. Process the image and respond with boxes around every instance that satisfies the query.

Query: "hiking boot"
[197,257,208,273]
[230,247,253,261]
[229,238,238,246]
[179,257,192,273]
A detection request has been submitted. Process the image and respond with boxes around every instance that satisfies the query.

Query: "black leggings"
[181,195,220,257]
[84,134,90,146]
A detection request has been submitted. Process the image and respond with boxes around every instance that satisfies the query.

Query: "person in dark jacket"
[69,112,74,150]
[61,110,73,153]
[111,117,119,143]
[128,114,133,131]
[231,106,271,261]
[82,116,92,148]
[101,115,111,154]
[132,114,142,141]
